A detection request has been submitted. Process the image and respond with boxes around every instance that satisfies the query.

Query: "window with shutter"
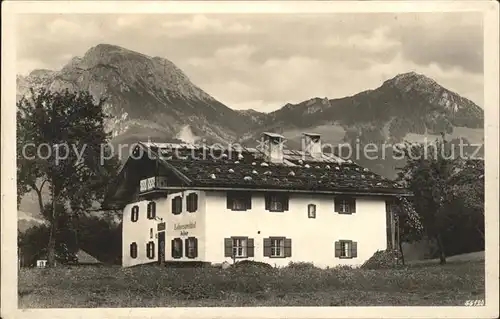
[335,197,355,214]
[171,238,183,258]
[266,193,288,212]
[229,237,248,258]
[146,241,155,259]
[147,201,156,219]
[131,205,139,222]
[336,240,354,259]
[172,196,182,215]
[187,193,198,213]
[227,192,252,211]
[172,197,177,215]
[192,193,198,212]
[339,199,350,214]
[185,237,198,258]
[308,204,316,218]
[270,237,285,257]
[270,195,283,212]
[130,242,138,259]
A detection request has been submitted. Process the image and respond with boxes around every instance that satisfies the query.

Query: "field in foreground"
[18,261,484,308]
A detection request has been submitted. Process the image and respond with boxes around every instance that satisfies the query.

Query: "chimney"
[302,133,322,158]
[261,132,285,163]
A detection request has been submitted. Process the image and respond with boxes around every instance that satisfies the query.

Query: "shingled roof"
[130,141,409,196]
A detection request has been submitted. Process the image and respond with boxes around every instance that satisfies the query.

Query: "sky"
[16,13,484,112]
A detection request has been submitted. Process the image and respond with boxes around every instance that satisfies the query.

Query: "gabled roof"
[124,142,410,196]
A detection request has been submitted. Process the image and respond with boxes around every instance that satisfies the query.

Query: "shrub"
[331,264,355,270]
[232,260,273,269]
[286,261,317,270]
[361,250,402,269]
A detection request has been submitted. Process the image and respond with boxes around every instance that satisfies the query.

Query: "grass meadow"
[18,260,484,308]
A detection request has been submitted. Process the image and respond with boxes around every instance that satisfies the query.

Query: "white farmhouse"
[104,132,409,268]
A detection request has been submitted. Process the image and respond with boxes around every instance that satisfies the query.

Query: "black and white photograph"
[1,1,499,318]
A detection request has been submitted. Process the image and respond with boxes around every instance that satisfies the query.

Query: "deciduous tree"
[17,88,119,267]
[398,135,458,264]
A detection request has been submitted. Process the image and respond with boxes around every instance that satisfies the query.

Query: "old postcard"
[1,1,499,318]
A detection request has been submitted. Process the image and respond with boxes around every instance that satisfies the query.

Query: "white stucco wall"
[123,190,388,268]
[165,191,206,262]
[204,191,388,268]
[122,199,159,267]
[122,190,205,267]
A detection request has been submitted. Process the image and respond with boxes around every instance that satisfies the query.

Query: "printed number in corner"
[464,300,485,306]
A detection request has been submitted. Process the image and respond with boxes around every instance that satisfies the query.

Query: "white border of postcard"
[2,1,499,319]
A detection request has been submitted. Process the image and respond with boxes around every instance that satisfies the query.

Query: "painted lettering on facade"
[174,221,196,231]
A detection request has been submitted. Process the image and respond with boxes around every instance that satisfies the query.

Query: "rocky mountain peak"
[381,71,483,119]
[78,43,213,102]
[384,71,440,93]
[17,43,257,143]
[82,43,146,67]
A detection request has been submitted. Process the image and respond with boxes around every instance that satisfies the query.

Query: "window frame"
[337,240,356,259]
[335,197,356,214]
[269,195,284,212]
[232,237,248,258]
[172,238,183,259]
[270,237,286,258]
[131,205,139,222]
[265,193,289,212]
[185,237,198,259]
[146,241,155,259]
[227,192,252,211]
[187,193,199,213]
[338,199,350,214]
[308,204,316,218]
[339,240,351,258]
[130,242,138,259]
[147,201,156,219]
[172,196,182,215]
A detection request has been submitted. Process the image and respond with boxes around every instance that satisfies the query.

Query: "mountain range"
[16,43,484,218]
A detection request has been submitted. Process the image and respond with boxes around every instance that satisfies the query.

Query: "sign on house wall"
[158,222,166,231]
[173,221,196,236]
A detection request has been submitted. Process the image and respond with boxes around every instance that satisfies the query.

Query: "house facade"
[106,132,410,268]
